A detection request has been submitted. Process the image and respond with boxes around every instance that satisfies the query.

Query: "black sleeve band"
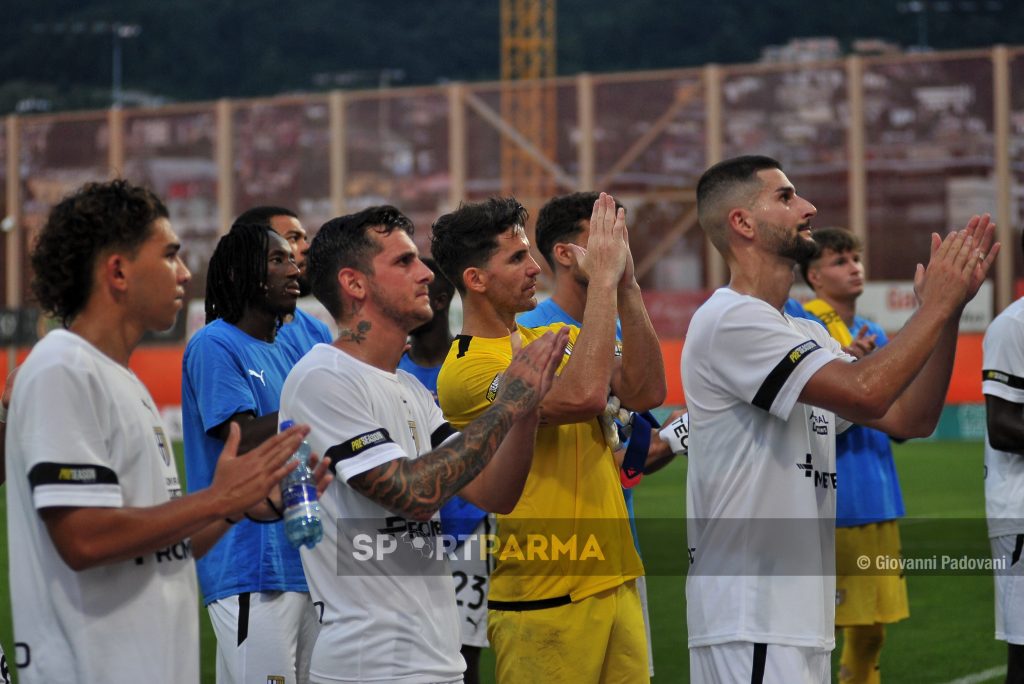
[983,369,1024,390]
[752,340,822,412]
[430,422,457,449]
[28,462,119,490]
[324,428,395,473]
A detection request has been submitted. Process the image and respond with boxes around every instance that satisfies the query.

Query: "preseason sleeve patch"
[983,369,1024,390]
[28,463,119,490]
[485,373,502,403]
[752,340,822,412]
[324,428,395,471]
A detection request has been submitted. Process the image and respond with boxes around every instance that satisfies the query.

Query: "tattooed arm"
[348,328,568,521]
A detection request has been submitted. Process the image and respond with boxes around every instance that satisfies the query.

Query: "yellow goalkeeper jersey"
[437,323,643,603]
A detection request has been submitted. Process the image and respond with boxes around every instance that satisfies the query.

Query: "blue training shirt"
[277,307,332,361]
[182,319,325,604]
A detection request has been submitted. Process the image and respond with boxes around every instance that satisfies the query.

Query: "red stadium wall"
[0,334,985,410]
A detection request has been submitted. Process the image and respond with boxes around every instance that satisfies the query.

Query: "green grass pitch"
[0,440,1006,682]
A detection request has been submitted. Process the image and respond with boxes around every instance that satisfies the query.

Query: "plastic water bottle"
[279,421,323,549]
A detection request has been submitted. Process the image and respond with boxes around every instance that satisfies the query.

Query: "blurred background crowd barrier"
[1,45,1022,432]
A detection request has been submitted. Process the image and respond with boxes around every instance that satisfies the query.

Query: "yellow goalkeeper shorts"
[835,520,910,626]
[488,579,649,684]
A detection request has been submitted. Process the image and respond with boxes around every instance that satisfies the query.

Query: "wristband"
[658,412,689,456]
[619,412,652,489]
[265,496,284,519]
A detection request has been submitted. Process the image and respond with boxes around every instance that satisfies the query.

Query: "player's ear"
[552,243,576,269]
[728,208,754,240]
[463,266,487,294]
[806,266,821,290]
[337,267,366,301]
[103,251,130,294]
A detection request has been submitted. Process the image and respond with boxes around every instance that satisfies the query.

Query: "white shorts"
[208,590,321,684]
[690,642,830,684]
[449,516,493,648]
[637,574,654,676]
[992,534,1024,644]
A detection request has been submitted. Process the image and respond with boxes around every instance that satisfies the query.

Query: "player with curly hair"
[6,179,316,684]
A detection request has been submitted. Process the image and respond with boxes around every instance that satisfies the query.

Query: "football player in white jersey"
[981,232,1024,683]
[4,179,320,684]
[685,155,997,683]
[280,205,567,683]
[0,366,14,684]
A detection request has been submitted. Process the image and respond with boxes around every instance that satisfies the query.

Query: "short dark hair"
[534,192,623,270]
[430,197,528,294]
[798,227,862,285]
[696,155,781,252]
[232,205,297,230]
[205,223,275,324]
[308,205,414,319]
[31,179,169,326]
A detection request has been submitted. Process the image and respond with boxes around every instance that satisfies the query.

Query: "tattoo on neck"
[339,320,371,344]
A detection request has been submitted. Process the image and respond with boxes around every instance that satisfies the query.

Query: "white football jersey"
[280,344,464,683]
[683,289,852,650]
[982,297,1024,539]
[6,330,198,683]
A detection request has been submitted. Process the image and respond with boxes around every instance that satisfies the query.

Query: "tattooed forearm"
[348,384,535,521]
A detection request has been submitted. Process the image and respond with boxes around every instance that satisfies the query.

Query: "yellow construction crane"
[499,0,557,202]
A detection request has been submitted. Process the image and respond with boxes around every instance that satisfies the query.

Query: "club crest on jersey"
[796,453,837,489]
[154,427,172,466]
[485,373,502,403]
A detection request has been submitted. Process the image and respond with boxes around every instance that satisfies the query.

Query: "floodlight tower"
[500,0,557,201]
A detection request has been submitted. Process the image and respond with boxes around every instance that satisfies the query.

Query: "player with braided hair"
[183,221,327,684]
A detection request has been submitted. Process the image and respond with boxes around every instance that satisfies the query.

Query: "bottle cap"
[280,420,295,431]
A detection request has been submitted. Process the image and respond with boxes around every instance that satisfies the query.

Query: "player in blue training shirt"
[182,222,327,684]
